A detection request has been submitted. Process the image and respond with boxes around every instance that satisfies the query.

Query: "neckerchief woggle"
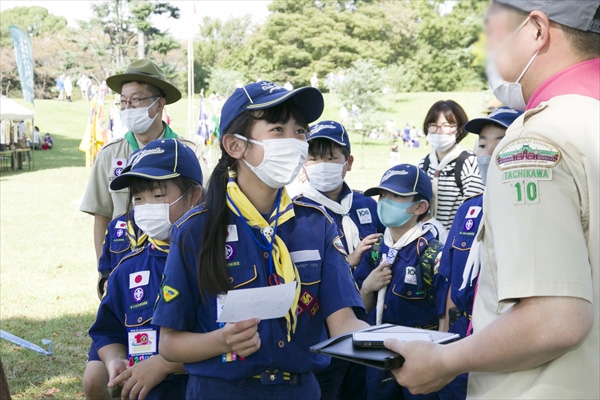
[225,171,301,341]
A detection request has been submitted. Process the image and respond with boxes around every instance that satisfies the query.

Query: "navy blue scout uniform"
[152,197,365,399]
[89,215,139,363]
[435,194,481,400]
[89,138,203,399]
[89,240,188,398]
[295,121,380,400]
[299,183,382,252]
[354,164,447,400]
[438,194,483,338]
[295,121,384,255]
[97,214,141,295]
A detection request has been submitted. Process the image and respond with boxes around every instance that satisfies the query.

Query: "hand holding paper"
[216,282,297,323]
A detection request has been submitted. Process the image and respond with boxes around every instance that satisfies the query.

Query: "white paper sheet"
[216,282,297,323]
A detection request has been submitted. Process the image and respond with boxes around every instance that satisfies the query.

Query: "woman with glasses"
[418,100,484,230]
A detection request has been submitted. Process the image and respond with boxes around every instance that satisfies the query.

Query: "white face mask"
[133,193,185,240]
[426,133,456,152]
[120,98,159,134]
[305,161,346,192]
[486,17,539,111]
[234,134,308,189]
[477,155,492,186]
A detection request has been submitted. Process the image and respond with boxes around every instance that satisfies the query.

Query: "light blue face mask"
[377,197,416,228]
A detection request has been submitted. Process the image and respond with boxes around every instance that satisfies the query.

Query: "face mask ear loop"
[516,50,540,83]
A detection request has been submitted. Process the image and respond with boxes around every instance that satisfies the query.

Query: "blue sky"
[0,1,272,39]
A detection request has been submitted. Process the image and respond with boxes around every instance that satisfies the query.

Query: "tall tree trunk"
[137,30,145,59]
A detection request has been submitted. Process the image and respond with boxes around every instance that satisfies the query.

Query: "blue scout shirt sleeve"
[319,219,365,318]
[89,266,129,350]
[152,209,204,332]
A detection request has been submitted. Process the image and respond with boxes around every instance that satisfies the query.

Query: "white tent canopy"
[0,96,33,121]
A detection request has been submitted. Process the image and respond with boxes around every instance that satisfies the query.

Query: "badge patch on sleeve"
[333,236,347,255]
[497,138,560,205]
[162,285,179,302]
[496,138,561,170]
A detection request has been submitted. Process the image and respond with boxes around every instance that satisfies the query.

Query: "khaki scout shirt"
[80,123,200,219]
[469,95,599,399]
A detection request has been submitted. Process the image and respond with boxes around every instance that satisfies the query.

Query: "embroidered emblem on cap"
[381,169,409,182]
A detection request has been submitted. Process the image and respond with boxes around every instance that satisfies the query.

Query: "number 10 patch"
[510,180,539,204]
[503,168,552,205]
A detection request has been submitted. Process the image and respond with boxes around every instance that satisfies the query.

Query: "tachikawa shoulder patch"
[496,138,561,170]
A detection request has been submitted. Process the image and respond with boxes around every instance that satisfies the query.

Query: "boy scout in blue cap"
[87,138,204,400]
[298,120,384,267]
[295,120,384,399]
[151,81,369,399]
[354,163,447,400]
[436,106,523,400]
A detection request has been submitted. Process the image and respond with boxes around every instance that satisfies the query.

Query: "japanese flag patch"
[129,271,150,289]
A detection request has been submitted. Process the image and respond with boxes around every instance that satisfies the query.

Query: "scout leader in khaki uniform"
[80,59,201,262]
[384,1,600,399]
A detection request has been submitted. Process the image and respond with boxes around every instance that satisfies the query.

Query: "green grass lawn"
[0,91,487,398]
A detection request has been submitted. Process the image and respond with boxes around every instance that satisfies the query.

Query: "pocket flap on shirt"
[228,265,258,288]
[290,250,321,264]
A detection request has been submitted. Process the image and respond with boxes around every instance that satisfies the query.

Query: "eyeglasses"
[427,123,458,134]
[117,95,158,109]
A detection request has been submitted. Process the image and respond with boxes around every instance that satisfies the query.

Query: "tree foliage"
[0,6,67,47]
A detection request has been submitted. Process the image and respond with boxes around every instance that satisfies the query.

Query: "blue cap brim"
[109,167,181,191]
[464,118,509,135]
[364,185,419,198]
[247,86,324,124]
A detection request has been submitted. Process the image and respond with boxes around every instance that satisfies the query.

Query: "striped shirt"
[419,152,484,230]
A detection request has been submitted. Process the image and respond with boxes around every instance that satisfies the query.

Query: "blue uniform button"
[278,340,285,348]
[263,252,269,259]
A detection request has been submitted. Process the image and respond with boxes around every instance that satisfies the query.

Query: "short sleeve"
[89,273,127,350]
[487,138,592,303]
[152,218,202,331]
[433,250,449,316]
[319,222,365,319]
[98,228,112,274]
[80,149,113,218]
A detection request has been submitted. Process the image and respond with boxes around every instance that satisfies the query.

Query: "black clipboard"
[310,324,460,370]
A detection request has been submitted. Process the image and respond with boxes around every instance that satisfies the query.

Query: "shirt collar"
[527,58,600,110]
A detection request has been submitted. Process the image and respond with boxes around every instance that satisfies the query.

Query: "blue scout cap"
[495,0,600,33]
[110,138,203,190]
[219,81,324,135]
[464,106,524,135]
[307,120,351,152]
[364,164,433,202]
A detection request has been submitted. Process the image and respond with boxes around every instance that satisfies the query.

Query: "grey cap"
[496,0,600,33]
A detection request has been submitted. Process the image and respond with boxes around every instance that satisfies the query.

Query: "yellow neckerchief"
[126,220,169,252]
[225,172,301,341]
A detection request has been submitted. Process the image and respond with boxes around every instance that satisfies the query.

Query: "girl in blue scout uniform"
[354,164,448,400]
[88,138,204,400]
[152,81,369,399]
[84,213,141,400]
[437,107,522,400]
[294,120,384,399]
